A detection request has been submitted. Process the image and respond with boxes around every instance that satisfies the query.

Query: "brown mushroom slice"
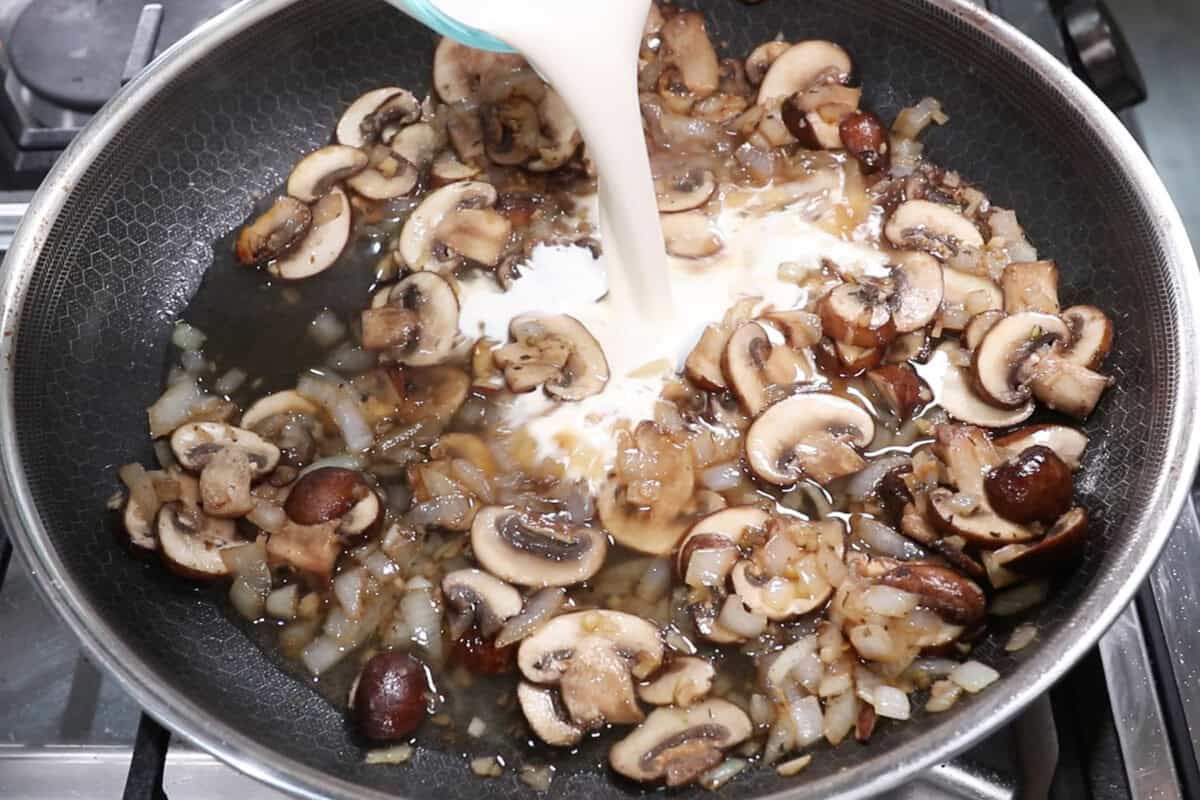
[940,268,1003,332]
[746,40,791,86]
[337,88,419,148]
[659,12,720,98]
[157,502,239,580]
[265,520,341,587]
[120,465,163,551]
[1003,507,1088,574]
[890,253,945,333]
[780,83,862,150]
[170,422,280,478]
[398,180,498,272]
[198,447,255,518]
[481,94,541,166]
[971,311,1069,408]
[434,208,512,267]
[924,343,1034,428]
[756,40,852,106]
[662,211,723,258]
[431,150,481,184]
[599,423,695,555]
[236,197,312,266]
[963,310,1006,352]
[745,393,875,486]
[1060,305,1114,369]
[517,682,583,747]
[268,188,351,280]
[470,507,607,588]
[676,506,770,580]
[655,168,718,213]
[442,568,523,638]
[528,89,582,171]
[1001,260,1060,314]
[722,321,813,415]
[286,145,368,203]
[867,363,931,422]
[496,313,609,401]
[885,201,984,261]
[387,365,471,427]
[683,297,760,390]
[637,657,716,707]
[876,564,986,626]
[375,272,460,366]
[994,425,1088,471]
[391,122,441,171]
[609,699,752,787]
[820,283,896,347]
[884,329,929,364]
[760,309,822,349]
[831,340,884,374]
[432,38,526,105]
[1029,354,1111,419]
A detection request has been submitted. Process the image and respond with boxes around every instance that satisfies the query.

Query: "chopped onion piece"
[309,309,347,348]
[685,547,737,588]
[519,765,554,792]
[147,377,208,438]
[301,634,346,675]
[822,690,856,745]
[213,368,247,396]
[333,568,369,620]
[401,587,444,664]
[1005,623,1038,652]
[989,579,1050,616]
[365,744,413,765]
[784,689,824,748]
[871,686,911,720]
[635,558,672,602]
[949,660,999,693]
[849,623,896,662]
[297,372,374,453]
[775,754,812,777]
[496,587,566,648]
[861,585,920,618]
[266,584,300,620]
[926,679,963,712]
[700,461,743,492]
[718,596,767,639]
[844,455,912,502]
[699,758,748,790]
[171,322,207,351]
[467,717,486,737]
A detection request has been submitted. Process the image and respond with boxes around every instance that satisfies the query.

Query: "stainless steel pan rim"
[2,1,1197,798]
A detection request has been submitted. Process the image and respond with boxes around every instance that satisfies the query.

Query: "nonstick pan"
[2,0,1198,798]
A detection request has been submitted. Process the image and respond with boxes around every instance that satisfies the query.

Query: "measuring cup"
[381,0,515,52]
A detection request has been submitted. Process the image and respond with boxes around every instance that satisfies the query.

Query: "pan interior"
[8,0,1186,797]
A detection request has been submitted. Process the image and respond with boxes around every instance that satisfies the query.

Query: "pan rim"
[1,1,1197,798]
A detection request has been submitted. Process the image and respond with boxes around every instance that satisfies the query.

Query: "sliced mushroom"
[598,422,695,555]
[867,363,931,422]
[170,422,280,477]
[890,253,945,332]
[1003,507,1088,574]
[994,425,1088,471]
[346,148,418,201]
[518,610,663,728]
[386,365,471,427]
[1060,305,1114,369]
[527,89,582,171]
[236,197,312,266]
[884,201,984,261]
[659,12,720,99]
[432,38,527,105]
[1001,260,1060,314]
[1029,353,1111,419]
[445,105,486,166]
[609,699,752,786]
[637,657,716,707]
[662,210,723,258]
[265,519,341,586]
[157,502,239,580]
[820,283,896,347]
[683,297,759,390]
[676,506,770,581]
[268,188,351,280]
[876,564,986,626]
[757,40,852,107]
[971,311,1068,408]
[922,342,1034,428]
[963,309,1006,351]
[284,467,380,538]
[745,393,875,486]
[337,88,420,148]
[120,465,163,551]
[494,313,609,400]
[442,568,522,638]
[722,321,813,415]
[391,122,442,171]
[372,272,460,366]
[470,506,607,588]
[286,145,368,203]
[198,447,255,518]
[655,168,718,213]
[928,425,1037,546]
[885,329,929,364]
[780,83,862,150]
[430,150,481,184]
[434,207,512,267]
[746,40,792,86]
[241,390,320,431]
[398,180,498,272]
[940,268,1003,332]
[480,91,541,166]
[732,555,831,620]
[517,682,583,747]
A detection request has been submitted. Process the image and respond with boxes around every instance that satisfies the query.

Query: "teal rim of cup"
[397,0,516,53]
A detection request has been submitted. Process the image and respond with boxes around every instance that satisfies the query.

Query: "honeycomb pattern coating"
[9,0,1186,797]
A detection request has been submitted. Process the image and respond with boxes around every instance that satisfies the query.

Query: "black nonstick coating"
[7,0,1189,797]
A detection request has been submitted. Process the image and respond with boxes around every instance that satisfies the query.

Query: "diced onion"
[844,454,912,502]
[266,584,300,620]
[700,461,743,492]
[871,686,911,720]
[301,634,347,676]
[147,377,208,438]
[519,765,553,791]
[775,754,812,777]
[246,499,286,533]
[699,758,748,790]
[365,744,413,765]
[635,558,672,602]
[762,716,794,765]
[718,597,767,639]
[467,717,486,737]
[364,551,400,580]
[849,623,895,662]
[851,516,926,561]
[926,679,964,712]
[749,693,775,726]
[760,534,802,575]
[822,690,857,745]
[171,322,207,351]
[496,587,565,648]
[949,660,1000,693]
[784,688,823,748]
[406,494,473,528]
[1005,623,1038,652]
[179,349,208,375]
[333,568,369,620]
[861,586,920,618]
[309,309,347,348]
[297,372,374,453]
[401,587,444,664]
[892,97,946,141]
[326,342,378,375]
[989,579,1049,616]
[685,547,737,588]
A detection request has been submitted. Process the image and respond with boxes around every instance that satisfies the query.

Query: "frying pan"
[2,0,1198,797]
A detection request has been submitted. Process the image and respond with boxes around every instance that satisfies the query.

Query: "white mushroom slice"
[757,40,852,106]
[241,390,319,431]
[432,38,527,105]
[236,197,312,266]
[655,168,718,213]
[745,393,875,486]
[637,657,715,707]
[399,180,498,272]
[662,211,722,258]
[345,148,418,200]
[527,89,582,171]
[199,447,255,518]
[722,321,814,416]
[170,422,280,477]
[963,310,1006,352]
[971,311,1068,408]
[1001,260,1060,314]
[157,502,239,580]
[928,425,1036,546]
[659,12,720,98]
[598,423,695,556]
[430,150,480,183]
[517,682,583,747]
[268,188,351,280]
[940,268,1003,332]
[442,568,523,637]
[885,201,984,261]
[496,313,609,401]
[286,146,368,203]
[746,40,792,86]
[1059,305,1114,369]
[518,610,664,728]
[994,424,1089,471]
[732,558,831,619]
[372,272,460,366]
[923,343,1034,428]
[390,122,441,170]
[683,297,759,390]
[609,699,752,786]
[336,88,420,148]
[1029,354,1111,419]
[676,506,770,580]
[435,208,511,267]
[890,253,944,332]
[470,507,607,588]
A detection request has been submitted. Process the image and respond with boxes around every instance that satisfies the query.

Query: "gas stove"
[0,1,1197,799]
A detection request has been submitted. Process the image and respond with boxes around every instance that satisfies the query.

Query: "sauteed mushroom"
[470,507,607,587]
[399,180,499,272]
[157,502,239,580]
[366,272,459,366]
[885,201,984,260]
[745,393,875,486]
[517,682,583,746]
[442,568,523,637]
[637,657,715,707]
[287,145,368,203]
[598,422,696,555]
[236,197,312,266]
[609,699,752,786]
[971,311,1068,408]
[267,188,352,280]
[722,321,813,415]
[494,313,609,400]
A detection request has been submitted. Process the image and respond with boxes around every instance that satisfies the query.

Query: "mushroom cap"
[170,422,280,478]
[757,40,852,106]
[516,682,583,747]
[1060,305,1114,369]
[744,393,875,486]
[517,609,664,685]
[399,180,498,272]
[1003,506,1089,574]
[268,188,352,280]
[470,506,607,588]
[609,699,753,785]
[380,272,460,367]
[286,145,368,204]
[157,502,239,580]
[442,568,523,637]
[963,310,1006,352]
[921,343,1034,428]
[506,313,609,401]
[637,656,716,707]
[336,87,410,148]
[240,390,320,431]
[746,40,792,86]
[884,200,984,260]
[655,168,718,213]
[971,311,1068,408]
[994,424,1088,471]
